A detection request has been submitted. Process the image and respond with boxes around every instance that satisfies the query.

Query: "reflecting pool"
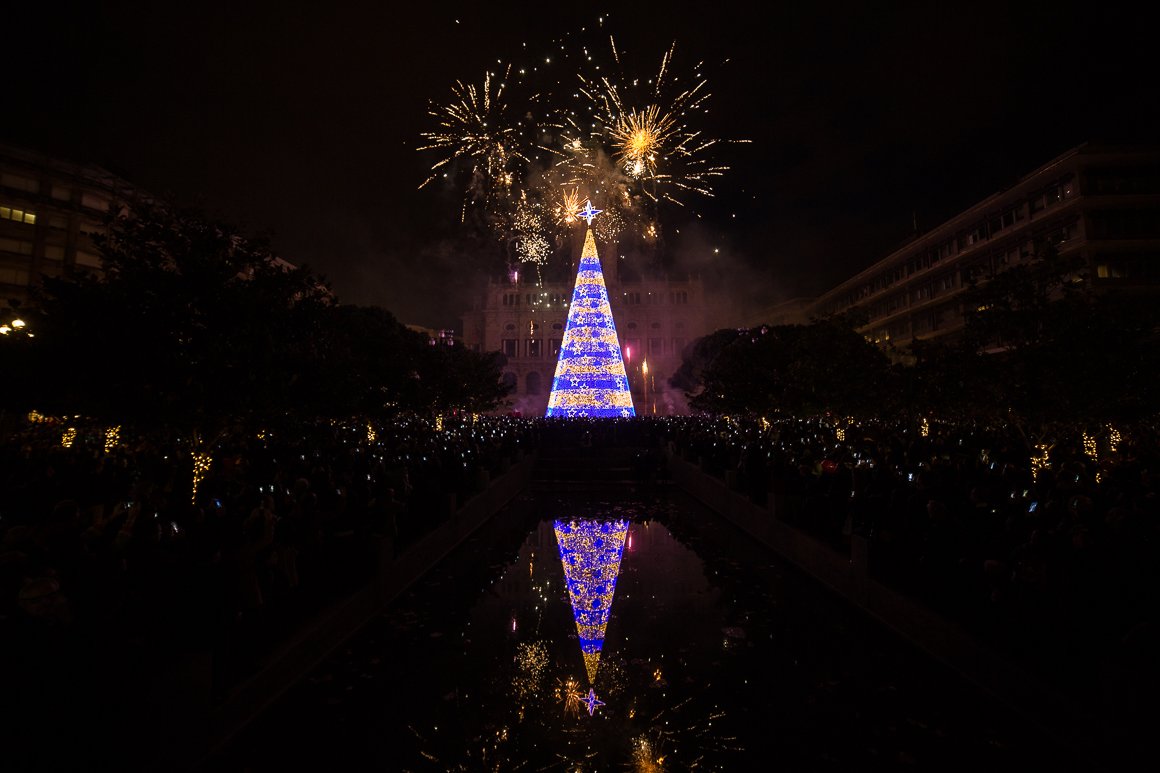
[213,489,1063,770]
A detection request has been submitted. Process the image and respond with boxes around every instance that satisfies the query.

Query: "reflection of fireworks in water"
[632,735,665,772]
[513,640,550,699]
[636,698,741,767]
[556,676,584,716]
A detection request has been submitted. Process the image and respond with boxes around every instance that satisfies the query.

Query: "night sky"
[7,1,1157,328]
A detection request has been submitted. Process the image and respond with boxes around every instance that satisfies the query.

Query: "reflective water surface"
[214,489,1062,770]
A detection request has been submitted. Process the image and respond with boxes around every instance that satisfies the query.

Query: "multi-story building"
[746,296,813,328]
[461,244,719,416]
[0,142,139,309]
[809,143,1160,347]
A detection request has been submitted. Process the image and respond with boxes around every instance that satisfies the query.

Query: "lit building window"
[0,205,36,225]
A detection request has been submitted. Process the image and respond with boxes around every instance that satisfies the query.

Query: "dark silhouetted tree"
[681,320,895,416]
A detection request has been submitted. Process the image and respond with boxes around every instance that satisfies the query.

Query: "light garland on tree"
[61,427,77,448]
[366,422,376,444]
[104,426,121,453]
[546,212,635,418]
[920,417,930,438]
[1031,444,1050,481]
[191,451,212,505]
[1082,432,1097,462]
[1108,425,1122,453]
[554,518,629,686]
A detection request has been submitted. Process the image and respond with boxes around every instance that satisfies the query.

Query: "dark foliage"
[676,242,1160,429]
[4,201,509,434]
[682,319,895,416]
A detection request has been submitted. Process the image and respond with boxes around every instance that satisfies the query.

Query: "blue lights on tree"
[545,209,635,418]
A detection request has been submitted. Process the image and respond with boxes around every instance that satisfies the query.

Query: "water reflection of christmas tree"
[554,519,630,694]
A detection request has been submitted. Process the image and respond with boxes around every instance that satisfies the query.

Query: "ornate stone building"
[460,239,720,416]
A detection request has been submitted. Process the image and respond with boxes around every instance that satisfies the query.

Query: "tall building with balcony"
[0,142,140,309]
[460,243,719,416]
[809,143,1160,347]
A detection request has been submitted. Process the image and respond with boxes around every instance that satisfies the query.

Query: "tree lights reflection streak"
[554,518,629,686]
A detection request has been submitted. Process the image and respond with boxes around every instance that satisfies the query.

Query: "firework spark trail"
[570,39,732,206]
[555,187,583,225]
[417,64,534,191]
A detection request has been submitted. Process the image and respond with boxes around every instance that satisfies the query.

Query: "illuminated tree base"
[546,227,635,418]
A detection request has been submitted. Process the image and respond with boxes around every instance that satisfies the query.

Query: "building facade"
[460,244,718,416]
[808,143,1160,347]
[0,142,139,309]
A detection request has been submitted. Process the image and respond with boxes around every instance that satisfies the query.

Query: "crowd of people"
[0,414,536,709]
[658,414,1160,707]
[4,409,1158,763]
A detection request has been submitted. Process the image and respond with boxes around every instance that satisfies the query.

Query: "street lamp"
[642,359,649,414]
[1,317,32,338]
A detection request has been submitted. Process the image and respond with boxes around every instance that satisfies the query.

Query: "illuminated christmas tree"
[545,201,635,418]
[554,518,630,685]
